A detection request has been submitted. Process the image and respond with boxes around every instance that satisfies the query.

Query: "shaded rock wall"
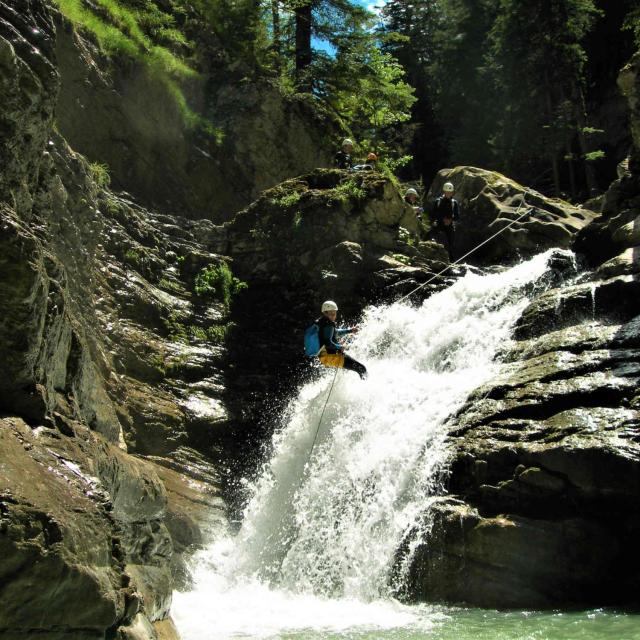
[0,1,228,636]
[54,14,334,222]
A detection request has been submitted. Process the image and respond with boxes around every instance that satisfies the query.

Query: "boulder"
[404,498,620,608]
[428,167,596,265]
[0,417,175,637]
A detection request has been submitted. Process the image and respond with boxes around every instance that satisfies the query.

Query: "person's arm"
[335,327,355,336]
[430,199,440,225]
[453,200,460,220]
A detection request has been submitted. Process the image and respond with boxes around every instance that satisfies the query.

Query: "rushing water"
[173,251,640,639]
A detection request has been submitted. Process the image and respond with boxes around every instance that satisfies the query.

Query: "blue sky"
[314,0,387,53]
[362,0,387,14]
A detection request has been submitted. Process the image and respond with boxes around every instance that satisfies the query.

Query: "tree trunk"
[271,0,281,71]
[572,82,598,196]
[295,1,313,88]
[565,138,577,200]
[544,72,561,197]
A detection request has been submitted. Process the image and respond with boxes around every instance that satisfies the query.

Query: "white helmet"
[405,188,418,197]
[443,182,455,193]
[342,138,354,148]
[321,300,338,312]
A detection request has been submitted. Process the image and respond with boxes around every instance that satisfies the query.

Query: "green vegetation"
[392,253,411,265]
[380,0,636,198]
[158,277,184,294]
[124,247,146,268]
[89,162,111,188]
[189,323,233,344]
[624,6,640,47]
[331,179,367,204]
[162,310,232,346]
[272,190,302,208]
[194,262,247,309]
[53,0,220,135]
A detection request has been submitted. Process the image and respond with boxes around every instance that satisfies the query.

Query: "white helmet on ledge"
[443,182,455,193]
[321,300,338,312]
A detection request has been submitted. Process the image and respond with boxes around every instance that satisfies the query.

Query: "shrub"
[194,262,247,309]
[90,162,111,188]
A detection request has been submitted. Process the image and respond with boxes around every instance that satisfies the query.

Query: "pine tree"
[487,0,601,196]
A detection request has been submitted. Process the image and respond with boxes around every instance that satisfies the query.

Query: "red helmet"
[367,152,378,161]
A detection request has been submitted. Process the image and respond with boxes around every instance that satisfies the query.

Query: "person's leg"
[343,354,368,379]
[445,226,455,261]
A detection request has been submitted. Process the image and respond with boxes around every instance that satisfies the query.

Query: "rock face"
[427,167,597,264]
[54,14,333,222]
[0,2,227,636]
[403,52,640,609]
[0,416,172,638]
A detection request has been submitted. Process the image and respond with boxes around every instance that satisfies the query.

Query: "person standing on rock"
[405,188,424,220]
[429,182,459,260]
[334,139,354,170]
[313,301,367,379]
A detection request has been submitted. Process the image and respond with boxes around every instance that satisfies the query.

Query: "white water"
[173,251,562,640]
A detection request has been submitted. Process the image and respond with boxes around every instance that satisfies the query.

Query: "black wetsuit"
[334,150,352,170]
[317,315,367,379]
[430,196,460,260]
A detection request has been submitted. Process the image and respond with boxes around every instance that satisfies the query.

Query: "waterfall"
[173,250,565,639]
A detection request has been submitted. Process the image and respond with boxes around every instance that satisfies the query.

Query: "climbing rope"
[307,368,339,464]
[396,190,534,305]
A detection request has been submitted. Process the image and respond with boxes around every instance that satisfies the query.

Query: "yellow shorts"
[318,351,345,369]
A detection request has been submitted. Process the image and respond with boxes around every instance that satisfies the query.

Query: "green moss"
[189,323,233,344]
[158,277,184,294]
[194,262,247,309]
[392,253,411,265]
[163,311,189,343]
[331,178,367,203]
[124,247,147,268]
[272,191,302,208]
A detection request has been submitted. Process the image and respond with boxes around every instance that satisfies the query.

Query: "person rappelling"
[304,301,368,379]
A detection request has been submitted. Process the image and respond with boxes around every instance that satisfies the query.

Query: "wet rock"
[404,498,621,608]
[0,1,230,634]
[146,449,227,589]
[0,416,174,637]
[409,64,640,605]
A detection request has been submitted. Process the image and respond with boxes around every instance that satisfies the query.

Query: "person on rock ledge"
[334,138,354,170]
[429,181,460,261]
[315,300,367,380]
[404,187,424,220]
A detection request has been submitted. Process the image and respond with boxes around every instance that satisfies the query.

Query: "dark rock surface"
[0,2,228,636]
